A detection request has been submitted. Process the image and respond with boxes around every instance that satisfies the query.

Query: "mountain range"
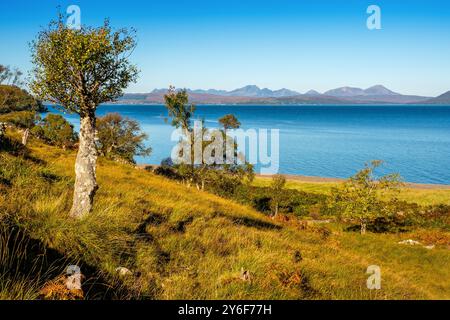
[116,85,450,105]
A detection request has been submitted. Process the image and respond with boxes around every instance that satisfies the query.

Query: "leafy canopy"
[0,85,45,114]
[0,111,39,129]
[30,17,139,117]
[96,112,151,163]
[328,160,402,232]
[0,65,23,86]
[164,86,195,132]
[32,113,78,148]
[219,114,241,130]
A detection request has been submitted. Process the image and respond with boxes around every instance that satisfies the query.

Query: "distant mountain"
[223,85,300,98]
[364,85,399,96]
[271,88,302,98]
[304,90,321,96]
[151,85,300,98]
[188,88,229,96]
[324,85,399,97]
[116,85,437,105]
[421,91,450,104]
[226,85,270,97]
[324,86,366,97]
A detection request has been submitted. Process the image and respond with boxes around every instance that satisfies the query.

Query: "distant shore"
[137,164,450,190]
[256,174,450,190]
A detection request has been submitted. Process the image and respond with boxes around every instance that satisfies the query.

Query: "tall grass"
[0,134,449,299]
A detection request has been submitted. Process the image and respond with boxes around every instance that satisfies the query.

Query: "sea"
[47,104,450,185]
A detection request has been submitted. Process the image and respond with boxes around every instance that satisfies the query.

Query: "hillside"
[422,91,450,104]
[0,84,45,114]
[1,133,449,299]
[116,85,434,105]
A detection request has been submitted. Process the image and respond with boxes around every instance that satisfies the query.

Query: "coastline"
[257,174,450,190]
[137,164,450,190]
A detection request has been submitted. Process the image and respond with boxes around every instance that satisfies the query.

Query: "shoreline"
[137,164,450,190]
[257,174,450,190]
[103,103,450,107]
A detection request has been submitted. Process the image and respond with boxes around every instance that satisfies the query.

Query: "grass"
[254,176,450,206]
[0,133,449,299]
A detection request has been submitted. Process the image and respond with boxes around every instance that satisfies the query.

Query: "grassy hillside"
[1,133,449,299]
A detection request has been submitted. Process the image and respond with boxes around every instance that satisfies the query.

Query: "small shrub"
[328,160,402,234]
[96,113,151,163]
[32,114,78,148]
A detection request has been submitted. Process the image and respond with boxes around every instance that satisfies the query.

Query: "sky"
[0,0,450,96]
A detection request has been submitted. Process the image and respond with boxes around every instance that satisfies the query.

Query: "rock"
[240,268,251,282]
[398,239,421,245]
[115,267,132,276]
[39,275,84,300]
[424,245,435,250]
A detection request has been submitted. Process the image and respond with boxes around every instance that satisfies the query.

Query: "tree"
[218,114,241,130]
[0,65,23,86]
[164,87,196,183]
[32,114,78,148]
[30,17,139,218]
[164,86,195,133]
[0,111,39,145]
[162,88,254,192]
[270,174,286,217]
[96,113,151,163]
[0,85,45,114]
[0,65,44,114]
[328,160,402,234]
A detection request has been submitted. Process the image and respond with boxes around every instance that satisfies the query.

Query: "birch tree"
[30,17,138,218]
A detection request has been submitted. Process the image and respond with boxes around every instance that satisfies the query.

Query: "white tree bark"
[22,128,30,146]
[70,115,98,218]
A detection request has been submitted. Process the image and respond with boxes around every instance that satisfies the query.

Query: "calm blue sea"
[48,104,450,185]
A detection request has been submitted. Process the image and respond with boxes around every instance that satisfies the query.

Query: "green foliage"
[30,17,139,116]
[164,86,195,132]
[218,114,241,130]
[328,160,402,234]
[233,184,327,216]
[32,114,78,148]
[270,175,286,216]
[96,112,151,163]
[203,164,255,196]
[162,88,253,193]
[0,85,45,114]
[0,65,23,86]
[0,111,39,129]
[0,65,44,114]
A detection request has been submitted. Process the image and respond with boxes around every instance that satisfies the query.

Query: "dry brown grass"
[0,136,449,299]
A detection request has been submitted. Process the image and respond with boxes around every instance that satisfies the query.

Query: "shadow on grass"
[0,224,138,300]
[222,214,282,231]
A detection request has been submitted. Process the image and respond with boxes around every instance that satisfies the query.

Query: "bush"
[328,160,402,234]
[153,165,181,180]
[96,113,151,163]
[229,184,328,217]
[0,85,45,114]
[0,111,39,132]
[32,114,78,148]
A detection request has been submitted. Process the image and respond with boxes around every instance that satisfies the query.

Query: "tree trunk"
[360,221,367,235]
[22,128,30,146]
[0,123,5,140]
[70,115,98,219]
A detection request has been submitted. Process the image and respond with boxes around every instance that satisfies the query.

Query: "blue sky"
[1,0,450,96]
